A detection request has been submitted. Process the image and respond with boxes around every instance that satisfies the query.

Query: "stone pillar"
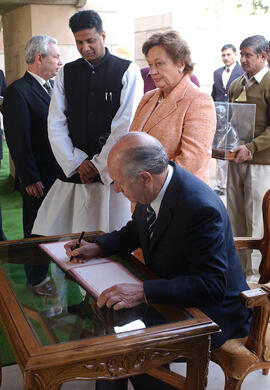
[134,14,172,69]
[2,3,118,85]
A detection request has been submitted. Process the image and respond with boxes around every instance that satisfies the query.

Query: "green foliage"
[206,0,270,14]
[237,0,270,14]
[0,140,23,240]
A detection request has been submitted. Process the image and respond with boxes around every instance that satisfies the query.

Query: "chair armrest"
[240,288,269,307]
[239,287,270,358]
[234,237,262,251]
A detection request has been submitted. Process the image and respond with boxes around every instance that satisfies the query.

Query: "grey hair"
[240,35,269,56]
[120,134,169,180]
[25,35,57,64]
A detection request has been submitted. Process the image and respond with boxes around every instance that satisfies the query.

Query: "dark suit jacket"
[96,162,251,349]
[2,71,59,188]
[2,72,60,237]
[211,62,244,102]
[0,70,7,97]
[0,69,6,161]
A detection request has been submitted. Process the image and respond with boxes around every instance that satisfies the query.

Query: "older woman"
[130,31,216,184]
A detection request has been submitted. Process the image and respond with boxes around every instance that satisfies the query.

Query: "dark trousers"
[21,186,44,238]
[19,163,59,287]
[22,188,49,287]
[0,206,6,241]
[24,263,49,287]
[20,177,53,287]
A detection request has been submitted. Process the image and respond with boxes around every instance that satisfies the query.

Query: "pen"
[69,231,85,262]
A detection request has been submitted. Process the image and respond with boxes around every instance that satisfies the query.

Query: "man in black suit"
[2,35,62,296]
[66,132,251,390]
[211,44,244,196]
[0,69,6,97]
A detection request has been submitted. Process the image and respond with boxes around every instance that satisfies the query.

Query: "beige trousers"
[227,162,270,280]
[214,159,228,192]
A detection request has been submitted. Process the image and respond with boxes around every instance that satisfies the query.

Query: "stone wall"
[135,12,270,94]
[1,2,119,85]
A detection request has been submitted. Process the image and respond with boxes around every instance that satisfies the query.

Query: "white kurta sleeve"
[91,62,143,185]
[48,66,88,178]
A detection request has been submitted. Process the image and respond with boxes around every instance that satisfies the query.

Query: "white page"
[39,241,108,270]
[72,262,140,297]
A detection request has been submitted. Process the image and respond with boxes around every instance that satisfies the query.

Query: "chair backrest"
[234,189,270,284]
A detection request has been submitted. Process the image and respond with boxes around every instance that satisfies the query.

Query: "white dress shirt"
[222,62,236,88]
[150,165,173,219]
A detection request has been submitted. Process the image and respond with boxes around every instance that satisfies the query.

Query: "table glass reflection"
[0,234,192,347]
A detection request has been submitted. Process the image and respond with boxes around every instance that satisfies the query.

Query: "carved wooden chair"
[211,189,270,390]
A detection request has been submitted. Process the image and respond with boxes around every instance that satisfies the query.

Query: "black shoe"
[214,189,225,196]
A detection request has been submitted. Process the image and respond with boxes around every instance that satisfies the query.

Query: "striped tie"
[43,81,52,97]
[146,205,156,239]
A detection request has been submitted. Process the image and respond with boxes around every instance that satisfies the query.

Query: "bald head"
[108,132,168,180]
[108,133,169,204]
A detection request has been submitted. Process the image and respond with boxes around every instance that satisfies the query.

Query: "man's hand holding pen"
[64,240,102,263]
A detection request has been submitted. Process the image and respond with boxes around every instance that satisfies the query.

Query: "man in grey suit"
[2,35,62,296]
[211,44,244,196]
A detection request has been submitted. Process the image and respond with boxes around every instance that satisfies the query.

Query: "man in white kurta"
[32,10,143,235]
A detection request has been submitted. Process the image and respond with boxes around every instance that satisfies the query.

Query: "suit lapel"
[228,64,239,85]
[148,163,179,252]
[230,75,245,102]
[227,63,243,89]
[218,68,225,89]
[24,72,50,105]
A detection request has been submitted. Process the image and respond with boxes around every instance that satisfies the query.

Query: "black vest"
[61,49,130,183]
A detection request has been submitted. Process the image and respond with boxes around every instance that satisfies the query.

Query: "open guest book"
[39,241,141,298]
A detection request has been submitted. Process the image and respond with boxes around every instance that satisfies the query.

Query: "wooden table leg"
[186,335,210,390]
[49,385,62,390]
[24,371,62,390]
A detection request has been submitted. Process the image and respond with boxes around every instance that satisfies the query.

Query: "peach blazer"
[129,74,216,184]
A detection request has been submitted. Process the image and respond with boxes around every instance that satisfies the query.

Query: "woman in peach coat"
[130,31,216,184]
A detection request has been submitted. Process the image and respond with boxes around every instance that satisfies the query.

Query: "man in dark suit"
[2,35,62,296]
[211,44,244,197]
[66,132,251,390]
[211,44,243,102]
[0,69,6,98]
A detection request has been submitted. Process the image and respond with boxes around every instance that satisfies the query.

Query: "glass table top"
[0,235,192,347]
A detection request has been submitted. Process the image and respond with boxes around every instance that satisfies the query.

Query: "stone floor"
[1,361,270,389]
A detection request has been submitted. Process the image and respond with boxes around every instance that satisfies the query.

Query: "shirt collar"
[225,61,236,72]
[82,47,109,69]
[244,66,268,84]
[150,164,173,218]
[27,70,47,87]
